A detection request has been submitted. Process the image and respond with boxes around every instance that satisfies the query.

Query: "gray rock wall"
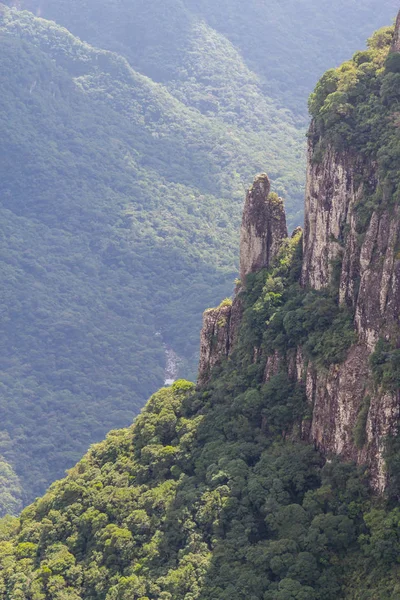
[198,173,287,385]
[300,135,400,491]
[240,173,287,284]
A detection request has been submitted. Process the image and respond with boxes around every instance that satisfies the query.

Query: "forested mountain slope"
[0,18,400,600]
[0,0,398,512]
[0,4,304,508]
[7,0,398,114]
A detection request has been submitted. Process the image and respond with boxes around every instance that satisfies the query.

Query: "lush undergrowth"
[370,339,400,391]
[238,231,356,372]
[1,237,400,599]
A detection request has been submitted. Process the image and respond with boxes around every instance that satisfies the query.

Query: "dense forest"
[0,19,400,599]
[0,5,304,508]
[0,0,398,511]
[5,0,399,114]
[0,216,399,599]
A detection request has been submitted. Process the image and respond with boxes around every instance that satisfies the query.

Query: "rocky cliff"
[199,15,400,491]
[391,9,400,52]
[198,174,287,385]
[198,302,233,386]
[299,15,400,490]
[239,174,288,283]
[298,137,400,490]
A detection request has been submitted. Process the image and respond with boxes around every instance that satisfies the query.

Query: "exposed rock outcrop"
[198,174,288,385]
[198,303,232,387]
[301,143,364,290]
[240,174,288,284]
[299,133,400,491]
[391,9,400,53]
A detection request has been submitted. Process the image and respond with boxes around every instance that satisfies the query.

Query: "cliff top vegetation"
[309,21,400,223]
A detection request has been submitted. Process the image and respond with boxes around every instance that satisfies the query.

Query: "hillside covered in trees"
[6,0,399,115]
[0,2,305,509]
[3,377,399,600]
[0,16,400,599]
[0,0,398,511]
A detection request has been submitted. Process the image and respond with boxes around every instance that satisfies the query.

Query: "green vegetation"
[0,0,397,509]
[238,231,356,370]
[353,397,371,450]
[370,339,400,390]
[0,240,399,599]
[218,298,233,309]
[383,433,400,502]
[0,3,310,507]
[8,0,398,115]
[0,461,22,518]
[309,23,400,226]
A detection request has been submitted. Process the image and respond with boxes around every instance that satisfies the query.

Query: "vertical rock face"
[391,10,400,53]
[198,174,288,385]
[198,142,400,487]
[239,174,287,284]
[301,143,363,290]
[300,133,400,491]
[198,303,232,387]
[200,152,400,488]
[197,22,400,492]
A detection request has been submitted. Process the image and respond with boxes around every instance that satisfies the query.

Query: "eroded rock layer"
[239,174,288,283]
[198,173,287,385]
[198,303,232,387]
[300,136,400,490]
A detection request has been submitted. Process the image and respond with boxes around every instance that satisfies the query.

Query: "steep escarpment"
[198,174,287,385]
[301,16,400,490]
[2,16,400,600]
[198,300,233,386]
[392,9,400,52]
[300,134,400,490]
[199,16,400,491]
[298,138,396,489]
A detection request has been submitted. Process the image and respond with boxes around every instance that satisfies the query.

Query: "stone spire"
[391,10,400,53]
[197,174,288,386]
[239,174,287,284]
